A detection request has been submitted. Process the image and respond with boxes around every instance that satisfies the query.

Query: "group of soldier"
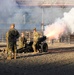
[6,24,40,60]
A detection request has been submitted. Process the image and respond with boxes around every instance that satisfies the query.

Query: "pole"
[41,7,44,36]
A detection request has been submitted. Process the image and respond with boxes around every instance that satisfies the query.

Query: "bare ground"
[0,51,74,75]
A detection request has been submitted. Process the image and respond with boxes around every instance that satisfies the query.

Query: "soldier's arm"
[6,32,9,41]
[24,37,27,43]
[16,30,20,39]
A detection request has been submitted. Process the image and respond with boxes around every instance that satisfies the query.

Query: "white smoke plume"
[44,8,74,40]
[44,19,67,40]
[63,8,74,33]
[0,0,73,31]
[0,0,43,29]
[0,0,26,29]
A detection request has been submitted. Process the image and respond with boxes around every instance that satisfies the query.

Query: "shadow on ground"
[0,57,74,75]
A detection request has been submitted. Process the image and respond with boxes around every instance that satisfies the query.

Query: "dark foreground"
[0,52,74,75]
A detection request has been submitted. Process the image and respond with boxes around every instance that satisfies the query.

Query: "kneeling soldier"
[19,32,27,48]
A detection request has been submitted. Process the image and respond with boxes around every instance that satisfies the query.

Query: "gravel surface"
[0,52,74,75]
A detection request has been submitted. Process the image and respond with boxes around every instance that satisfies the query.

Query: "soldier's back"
[8,29,19,40]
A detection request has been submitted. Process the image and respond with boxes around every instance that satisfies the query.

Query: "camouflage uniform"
[6,27,19,59]
[32,30,39,52]
[19,36,27,48]
[6,32,9,51]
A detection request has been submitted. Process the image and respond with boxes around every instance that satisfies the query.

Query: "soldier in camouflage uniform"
[6,24,19,59]
[19,32,27,48]
[32,28,39,53]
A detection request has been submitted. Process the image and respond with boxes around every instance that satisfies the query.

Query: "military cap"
[33,28,36,31]
[11,24,15,27]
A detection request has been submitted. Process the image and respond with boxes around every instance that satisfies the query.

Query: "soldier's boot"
[33,48,37,54]
[14,52,16,59]
[7,56,11,60]
[37,50,39,53]
[7,51,12,60]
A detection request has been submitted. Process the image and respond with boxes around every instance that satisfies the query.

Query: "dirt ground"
[0,51,74,75]
[0,42,74,75]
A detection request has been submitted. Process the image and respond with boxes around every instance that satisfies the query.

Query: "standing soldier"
[6,24,19,60]
[32,28,39,53]
[19,32,27,48]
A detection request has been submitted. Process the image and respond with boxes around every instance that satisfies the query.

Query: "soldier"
[32,28,39,53]
[19,32,27,48]
[6,24,19,60]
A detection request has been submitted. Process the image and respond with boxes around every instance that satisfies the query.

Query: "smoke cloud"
[0,0,43,29]
[63,8,74,33]
[44,8,74,40]
[44,19,67,40]
[0,0,26,29]
[0,0,74,39]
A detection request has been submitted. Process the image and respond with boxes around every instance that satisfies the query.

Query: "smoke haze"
[0,0,25,29]
[44,8,74,40]
[0,0,43,29]
[0,0,73,36]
